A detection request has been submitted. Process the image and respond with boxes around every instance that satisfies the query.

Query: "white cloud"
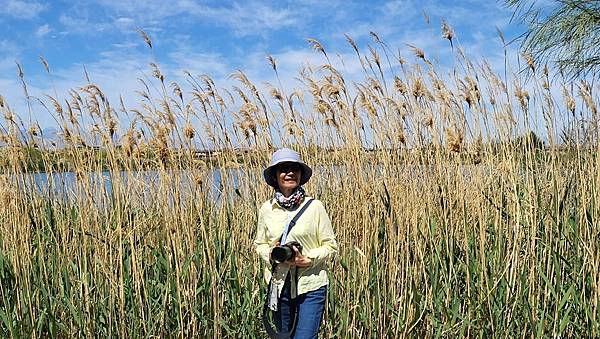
[0,42,20,108]
[114,16,135,31]
[115,17,134,24]
[167,49,229,78]
[111,42,139,49]
[35,23,50,37]
[0,78,17,99]
[218,2,297,36]
[77,0,298,36]
[95,0,187,15]
[0,58,14,72]
[58,13,113,34]
[0,0,47,20]
[0,39,19,57]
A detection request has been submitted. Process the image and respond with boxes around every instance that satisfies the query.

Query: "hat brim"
[263,162,312,188]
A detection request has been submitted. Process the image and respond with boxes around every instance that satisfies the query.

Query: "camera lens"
[271,246,293,263]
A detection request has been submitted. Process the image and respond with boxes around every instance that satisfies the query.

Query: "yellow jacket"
[254,197,338,296]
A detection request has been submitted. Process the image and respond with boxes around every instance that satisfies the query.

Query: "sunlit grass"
[0,30,599,338]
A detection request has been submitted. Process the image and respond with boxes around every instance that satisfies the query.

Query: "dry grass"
[0,30,599,338]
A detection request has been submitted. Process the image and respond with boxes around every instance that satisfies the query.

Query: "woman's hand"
[287,245,312,268]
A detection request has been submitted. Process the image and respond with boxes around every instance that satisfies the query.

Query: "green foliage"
[507,0,600,78]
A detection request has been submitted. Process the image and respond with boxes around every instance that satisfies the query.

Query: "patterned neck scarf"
[274,186,306,210]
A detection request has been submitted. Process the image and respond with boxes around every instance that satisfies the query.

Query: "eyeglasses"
[277,162,301,173]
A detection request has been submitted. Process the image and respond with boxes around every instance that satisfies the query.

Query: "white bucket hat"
[263,148,312,188]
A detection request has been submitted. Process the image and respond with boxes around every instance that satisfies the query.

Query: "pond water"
[7,163,495,206]
[9,168,251,206]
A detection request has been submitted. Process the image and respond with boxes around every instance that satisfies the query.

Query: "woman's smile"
[278,171,300,189]
[276,162,302,196]
[283,173,298,182]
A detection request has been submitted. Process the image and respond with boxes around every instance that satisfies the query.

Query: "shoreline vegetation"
[0,131,564,173]
[1,27,599,338]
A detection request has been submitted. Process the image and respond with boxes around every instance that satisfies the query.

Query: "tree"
[506,0,600,78]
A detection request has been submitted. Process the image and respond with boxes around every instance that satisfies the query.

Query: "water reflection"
[15,169,256,206]
[12,163,493,206]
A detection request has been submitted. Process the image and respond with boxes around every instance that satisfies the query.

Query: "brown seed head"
[514,83,529,109]
[3,109,15,122]
[359,93,378,117]
[48,97,63,115]
[39,56,50,73]
[315,99,330,115]
[107,118,118,137]
[183,123,195,139]
[445,129,463,153]
[369,78,382,93]
[171,82,183,101]
[324,117,338,128]
[407,44,425,60]
[368,46,381,68]
[138,29,153,49]
[149,62,164,82]
[562,87,576,114]
[394,77,407,95]
[412,78,427,99]
[307,38,326,56]
[542,80,550,91]
[369,31,383,44]
[121,130,136,156]
[28,124,40,136]
[241,102,258,117]
[522,53,535,72]
[344,34,359,53]
[471,136,483,164]
[267,55,277,72]
[441,20,454,42]
[322,83,340,97]
[578,81,597,115]
[270,87,283,101]
[424,114,434,128]
[398,126,406,144]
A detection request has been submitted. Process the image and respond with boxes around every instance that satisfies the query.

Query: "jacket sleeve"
[305,201,338,264]
[254,205,272,263]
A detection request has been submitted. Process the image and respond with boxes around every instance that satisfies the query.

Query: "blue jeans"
[275,275,327,339]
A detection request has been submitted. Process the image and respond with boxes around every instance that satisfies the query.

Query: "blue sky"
[0,0,525,128]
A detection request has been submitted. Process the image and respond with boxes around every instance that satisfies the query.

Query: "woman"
[254,148,338,339]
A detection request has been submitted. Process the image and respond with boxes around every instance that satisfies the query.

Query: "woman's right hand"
[286,245,312,268]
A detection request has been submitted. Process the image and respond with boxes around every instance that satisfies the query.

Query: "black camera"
[271,241,303,263]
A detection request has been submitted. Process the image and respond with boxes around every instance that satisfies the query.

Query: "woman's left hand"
[287,246,312,268]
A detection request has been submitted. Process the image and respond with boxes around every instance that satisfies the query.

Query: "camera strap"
[278,198,314,245]
[262,198,314,339]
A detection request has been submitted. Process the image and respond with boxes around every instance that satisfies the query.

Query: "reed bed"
[0,31,599,338]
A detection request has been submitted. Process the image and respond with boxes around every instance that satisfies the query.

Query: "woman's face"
[275,162,302,192]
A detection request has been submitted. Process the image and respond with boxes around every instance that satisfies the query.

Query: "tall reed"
[0,30,598,338]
